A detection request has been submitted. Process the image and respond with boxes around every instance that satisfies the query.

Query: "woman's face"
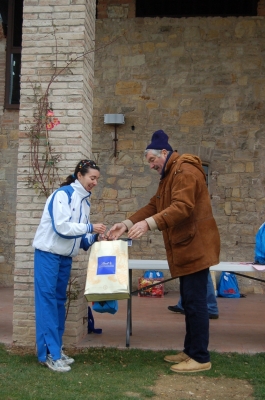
[77,169,100,192]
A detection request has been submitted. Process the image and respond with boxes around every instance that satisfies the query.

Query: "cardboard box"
[138,277,164,297]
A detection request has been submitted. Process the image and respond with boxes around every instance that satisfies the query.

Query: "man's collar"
[160,151,173,180]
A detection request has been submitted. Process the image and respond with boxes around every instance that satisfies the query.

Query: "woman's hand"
[93,223,107,234]
[107,223,127,240]
[128,221,149,239]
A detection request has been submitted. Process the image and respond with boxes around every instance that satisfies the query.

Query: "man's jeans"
[177,271,218,315]
[180,268,210,363]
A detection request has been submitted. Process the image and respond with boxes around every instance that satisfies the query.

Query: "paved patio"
[1,287,265,353]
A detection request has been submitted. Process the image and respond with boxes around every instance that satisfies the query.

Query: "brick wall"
[13,0,96,347]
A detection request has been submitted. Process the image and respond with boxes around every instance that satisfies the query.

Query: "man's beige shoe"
[170,357,211,373]
[164,351,189,364]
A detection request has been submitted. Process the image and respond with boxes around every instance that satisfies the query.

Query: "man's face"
[146,150,168,174]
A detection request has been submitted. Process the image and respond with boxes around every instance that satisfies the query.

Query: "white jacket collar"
[71,180,92,199]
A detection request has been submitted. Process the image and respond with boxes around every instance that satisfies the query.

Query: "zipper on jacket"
[68,194,90,256]
[79,195,90,223]
[79,199,83,222]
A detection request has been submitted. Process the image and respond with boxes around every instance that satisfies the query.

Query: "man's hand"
[93,223,107,234]
[107,223,127,240]
[128,221,149,239]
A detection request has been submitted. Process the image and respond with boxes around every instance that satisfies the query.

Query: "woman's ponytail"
[60,174,76,187]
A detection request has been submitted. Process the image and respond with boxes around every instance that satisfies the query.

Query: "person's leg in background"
[168,271,219,319]
[177,298,183,309]
[207,272,219,318]
[168,297,185,314]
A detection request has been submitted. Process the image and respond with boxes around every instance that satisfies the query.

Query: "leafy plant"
[26,90,62,197]
[25,31,123,198]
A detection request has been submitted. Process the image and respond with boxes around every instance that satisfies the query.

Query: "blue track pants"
[34,249,72,362]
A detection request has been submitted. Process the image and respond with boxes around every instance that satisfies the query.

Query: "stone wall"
[0,24,19,286]
[92,16,265,293]
[13,0,96,347]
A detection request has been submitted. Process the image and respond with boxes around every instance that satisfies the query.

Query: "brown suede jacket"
[123,151,220,277]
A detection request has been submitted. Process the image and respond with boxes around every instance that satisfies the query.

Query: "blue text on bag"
[97,256,116,275]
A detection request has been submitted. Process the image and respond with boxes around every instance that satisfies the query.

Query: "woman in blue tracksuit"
[33,159,106,372]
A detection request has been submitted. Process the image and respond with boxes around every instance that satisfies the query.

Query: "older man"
[108,129,220,373]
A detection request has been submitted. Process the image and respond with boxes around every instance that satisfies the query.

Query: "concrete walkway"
[1,287,265,353]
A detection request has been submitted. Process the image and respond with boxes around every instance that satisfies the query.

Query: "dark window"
[5,0,23,109]
[0,0,8,37]
[136,0,258,18]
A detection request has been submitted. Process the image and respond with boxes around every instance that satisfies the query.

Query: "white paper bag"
[84,240,130,301]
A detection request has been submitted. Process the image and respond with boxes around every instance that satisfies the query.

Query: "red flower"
[46,122,54,130]
[52,118,60,126]
[46,109,54,117]
[46,109,60,130]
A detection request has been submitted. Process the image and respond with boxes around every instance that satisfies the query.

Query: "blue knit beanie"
[146,130,173,151]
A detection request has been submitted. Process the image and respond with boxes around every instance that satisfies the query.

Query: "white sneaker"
[61,350,75,365]
[44,355,71,372]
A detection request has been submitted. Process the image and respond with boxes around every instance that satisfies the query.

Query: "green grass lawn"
[1,344,265,399]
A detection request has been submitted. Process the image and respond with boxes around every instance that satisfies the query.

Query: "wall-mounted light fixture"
[104,114,125,157]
